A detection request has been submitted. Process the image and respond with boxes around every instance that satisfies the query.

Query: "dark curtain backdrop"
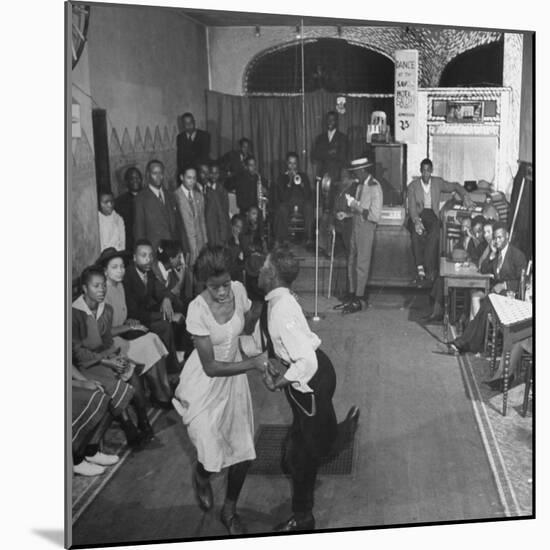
[206,90,393,186]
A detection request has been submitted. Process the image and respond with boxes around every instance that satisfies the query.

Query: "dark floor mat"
[249,424,356,476]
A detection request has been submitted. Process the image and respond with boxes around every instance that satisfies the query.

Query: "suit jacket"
[407,176,467,223]
[123,264,172,325]
[234,171,260,212]
[115,191,139,251]
[133,186,185,253]
[204,184,231,247]
[174,186,208,264]
[480,243,527,293]
[176,129,210,173]
[311,130,349,180]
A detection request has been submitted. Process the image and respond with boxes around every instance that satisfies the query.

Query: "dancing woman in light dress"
[172,246,267,535]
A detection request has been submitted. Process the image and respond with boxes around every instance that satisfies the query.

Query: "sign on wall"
[394,49,418,143]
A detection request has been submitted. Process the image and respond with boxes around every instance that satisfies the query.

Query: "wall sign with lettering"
[394,49,419,143]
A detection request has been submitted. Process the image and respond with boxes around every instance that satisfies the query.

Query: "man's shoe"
[220,510,246,535]
[192,469,213,511]
[85,451,119,467]
[483,374,515,393]
[274,515,315,532]
[342,299,362,314]
[74,460,106,477]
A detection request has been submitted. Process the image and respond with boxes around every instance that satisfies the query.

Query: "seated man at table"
[448,222,527,354]
[424,216,488,322]
[407,158,473,283]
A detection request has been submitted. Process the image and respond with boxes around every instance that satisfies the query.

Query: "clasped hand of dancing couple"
[172,246,359,536]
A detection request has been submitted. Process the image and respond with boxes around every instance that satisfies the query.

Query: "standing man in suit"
[311,111,349,183]
[233,156,261,216]
[176,112,210,174]
[407,158,473,283]
[333,158,383,314]
[115,166,143,252]
[204,162,231,247]
[174,167,208,298]
[449,222,527,354]
[134,159,185,253]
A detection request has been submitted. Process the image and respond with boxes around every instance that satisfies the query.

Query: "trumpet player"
[273,152,314,248]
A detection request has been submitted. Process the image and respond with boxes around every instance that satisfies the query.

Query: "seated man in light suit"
[407,158,473,283]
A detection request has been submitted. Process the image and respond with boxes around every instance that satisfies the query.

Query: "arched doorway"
[439,39,504,87]
[245,38,395,94]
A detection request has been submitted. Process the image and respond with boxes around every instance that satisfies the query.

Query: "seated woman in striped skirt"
[72,364,130,476]
[72,266,155,446]
[97,248,172,408]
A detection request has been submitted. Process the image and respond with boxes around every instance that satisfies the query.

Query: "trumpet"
[257,174,268,219]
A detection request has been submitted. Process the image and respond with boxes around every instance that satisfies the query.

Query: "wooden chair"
[521,353,533,417]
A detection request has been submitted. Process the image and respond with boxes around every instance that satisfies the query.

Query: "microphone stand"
[312,176,321,322]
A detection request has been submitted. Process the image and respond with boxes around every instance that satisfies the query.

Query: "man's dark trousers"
[283,349,337,517]
[408,209,440,278]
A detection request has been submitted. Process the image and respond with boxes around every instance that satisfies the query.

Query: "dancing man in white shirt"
[257,247,359,532]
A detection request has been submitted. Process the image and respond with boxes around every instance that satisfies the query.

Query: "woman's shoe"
[220,510,246,535]
[274,515,315,532]
[85,451,119,467]
[192,469,213,511]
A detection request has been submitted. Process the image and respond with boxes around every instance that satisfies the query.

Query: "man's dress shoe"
[220,510,246,535]
[274,516,315,532]
[342,299,362,314]
[192,470,213,511]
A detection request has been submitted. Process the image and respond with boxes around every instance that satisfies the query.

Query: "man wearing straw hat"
[334,157,383,314]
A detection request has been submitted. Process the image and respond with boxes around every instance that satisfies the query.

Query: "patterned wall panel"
[71,129,100,279]
[108,124,179,197]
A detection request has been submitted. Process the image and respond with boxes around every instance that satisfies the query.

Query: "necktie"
[496,250,504,274]
[158,190,165,205]
[188,192,195,217]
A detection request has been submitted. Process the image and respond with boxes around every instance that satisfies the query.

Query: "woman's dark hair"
[238,137,250,147]
[80,265,105,288]
[194,245,232,283]
[483,219,495,229]
[269,247,300,286]
[471,215,486,228]
[157,239,183,264]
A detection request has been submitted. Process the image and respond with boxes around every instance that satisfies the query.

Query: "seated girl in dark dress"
[72,266,155,447]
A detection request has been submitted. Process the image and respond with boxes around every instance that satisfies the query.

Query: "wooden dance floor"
[72,290,505,547]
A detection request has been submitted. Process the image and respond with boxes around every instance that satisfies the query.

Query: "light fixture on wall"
[255,26,261,37]
[295,24,301,39]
